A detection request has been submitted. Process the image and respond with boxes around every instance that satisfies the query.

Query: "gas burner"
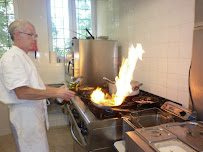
[87,101,121,119]
[77,89,182,120]
[139,90,182,106]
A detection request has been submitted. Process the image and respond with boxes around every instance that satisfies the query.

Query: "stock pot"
[104,77,142,96]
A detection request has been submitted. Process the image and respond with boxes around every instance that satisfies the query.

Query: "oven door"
[67,104,87,147]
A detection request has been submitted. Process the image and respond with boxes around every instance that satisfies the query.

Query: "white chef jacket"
[0,46,49,152]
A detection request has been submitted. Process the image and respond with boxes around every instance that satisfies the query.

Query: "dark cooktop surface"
[77,89,181,120]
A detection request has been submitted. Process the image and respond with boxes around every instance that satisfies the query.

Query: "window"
[50,0,92,57]
[50,0,70,57]
[75,0,91,39]
[0,0,14,58]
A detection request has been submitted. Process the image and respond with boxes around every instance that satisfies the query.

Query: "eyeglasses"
[19,31,38,39]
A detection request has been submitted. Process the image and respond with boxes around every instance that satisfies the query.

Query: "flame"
[90,87,104,104]
[90,87,116,106]
[91,43,144,106]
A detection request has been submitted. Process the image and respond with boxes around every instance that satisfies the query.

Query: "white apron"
[10,101,49,152]
[0,46,49,152]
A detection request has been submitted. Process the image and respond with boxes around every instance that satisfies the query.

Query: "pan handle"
[133,83,143,91]
[103,77,115,84]
[68,58,74,73]
[111,107,133,113]
[70,123,84,147]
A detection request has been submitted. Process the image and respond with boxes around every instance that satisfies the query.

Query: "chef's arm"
[14,86,75,101]
[45,85,65,90]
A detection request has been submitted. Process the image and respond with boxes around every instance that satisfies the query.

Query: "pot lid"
[135,126,176,143]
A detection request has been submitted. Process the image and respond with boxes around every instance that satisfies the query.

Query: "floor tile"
[0,126,73,152]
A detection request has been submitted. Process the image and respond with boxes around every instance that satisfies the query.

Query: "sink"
[129,108,184,128]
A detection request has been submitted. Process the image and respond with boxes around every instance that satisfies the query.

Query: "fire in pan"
[90,96,160,113]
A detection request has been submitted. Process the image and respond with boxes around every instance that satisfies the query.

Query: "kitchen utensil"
[108,83,117,95]
[103,77,142,96]
[89,99,138,113]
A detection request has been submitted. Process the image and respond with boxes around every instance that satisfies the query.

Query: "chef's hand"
[57,85,75,101]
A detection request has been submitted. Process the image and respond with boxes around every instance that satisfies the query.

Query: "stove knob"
[81,128,88,135]
[73,113,79,119]
[72,109,77,114]
[78,121,85,128]
[179,111,186,116]
[66,100,71,105]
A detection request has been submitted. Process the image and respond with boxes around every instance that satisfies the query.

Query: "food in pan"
[135,100,154,104]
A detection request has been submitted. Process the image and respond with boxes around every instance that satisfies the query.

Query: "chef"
[0,20,75,152]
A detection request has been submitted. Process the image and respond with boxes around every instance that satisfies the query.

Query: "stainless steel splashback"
[65,39,118,86]
[190,0,203,121]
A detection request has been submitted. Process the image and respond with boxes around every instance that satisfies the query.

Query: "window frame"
[47,0,96,58]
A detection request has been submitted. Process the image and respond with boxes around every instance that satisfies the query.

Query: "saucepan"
[103,77,143,96]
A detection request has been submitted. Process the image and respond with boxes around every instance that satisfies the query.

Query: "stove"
[66,88,183,152]
[77,89,176,120]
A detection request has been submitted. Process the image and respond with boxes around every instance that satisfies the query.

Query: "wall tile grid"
[28,51,65,85]
[96,0,195,108]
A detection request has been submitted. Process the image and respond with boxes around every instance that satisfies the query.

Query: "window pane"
[0,0,14,58]
[50,0,70,57]
[75,0,91,39]
[50,0,92,57]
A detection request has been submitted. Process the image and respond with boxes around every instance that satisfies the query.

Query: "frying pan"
[132,96,160,107]
[89,99,134,113]
[90,96,160,113]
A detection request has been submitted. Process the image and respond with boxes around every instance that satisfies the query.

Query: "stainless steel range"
[66,88,185,152]
[67,95,124,152]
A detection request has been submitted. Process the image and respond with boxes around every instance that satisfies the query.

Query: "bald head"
[8,20,35,41]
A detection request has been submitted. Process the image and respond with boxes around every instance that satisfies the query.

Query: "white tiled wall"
[27,47,65,85]
[15,0,65,85]
[96,0,195,108]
